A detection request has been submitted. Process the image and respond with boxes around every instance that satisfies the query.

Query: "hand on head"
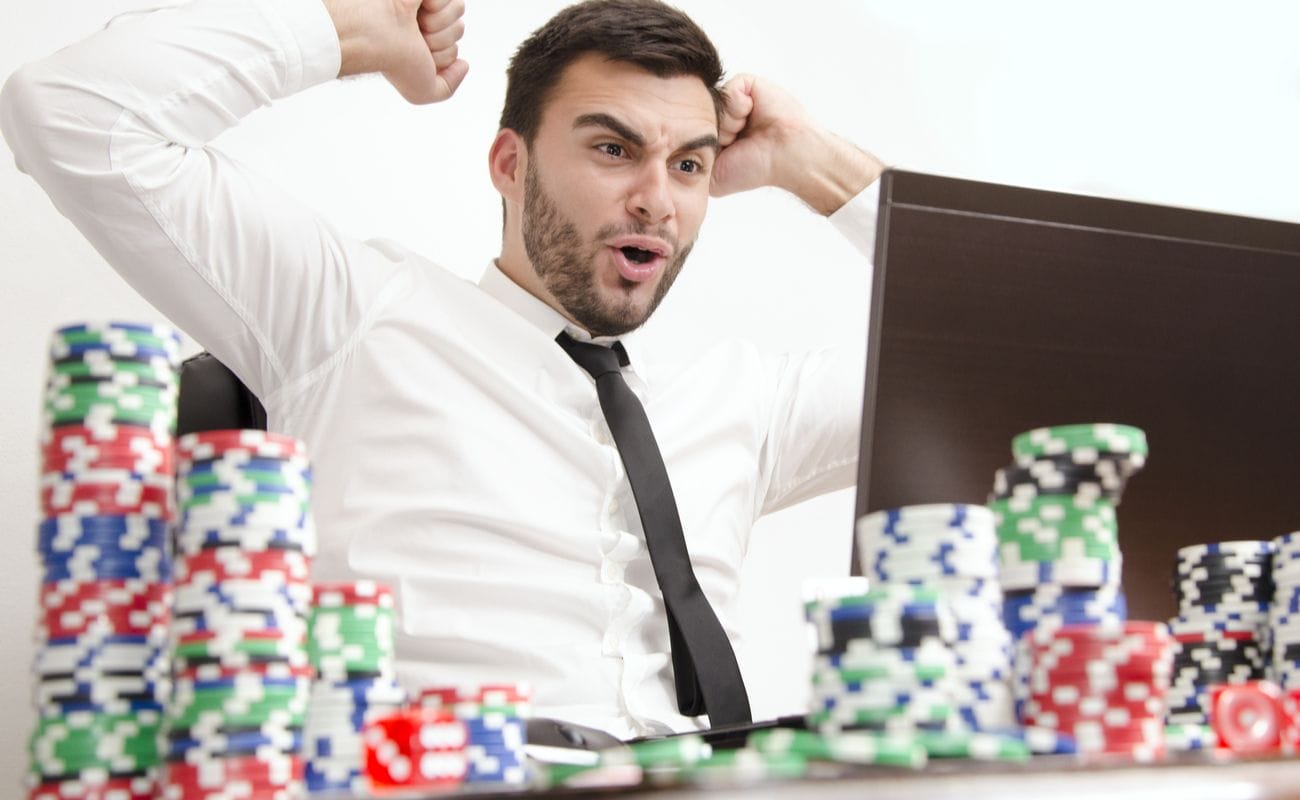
[711,73,884,214]
[324,0,469,104]
[710,73,812,199]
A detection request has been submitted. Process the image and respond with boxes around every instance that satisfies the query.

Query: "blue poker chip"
[822,602,946,622]
[305,763,363,792]
[167,729,302,759]
[179,506,311,530]
[185,456,310,474]
[42,559,169,583]
[183,483,302,498]
[38,525,168,556]
[38,513,169,537]
[38,537,168,561]
[37,698,166,716]
[464,719,526,737]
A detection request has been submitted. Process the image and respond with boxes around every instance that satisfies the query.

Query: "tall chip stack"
[29,322,180,800]
[855,504,1015,732]
[1165,541,1274,741]
[1271,532,1300,689]
[417,684,532,786]
[164,430,316,800]
[988,424,1147,722]
[803,585,959,735]
[303,581,409,794]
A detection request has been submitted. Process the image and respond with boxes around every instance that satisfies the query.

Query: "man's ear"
[489,128,526,204]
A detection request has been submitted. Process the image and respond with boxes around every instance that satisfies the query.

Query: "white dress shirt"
[0,0,878,738]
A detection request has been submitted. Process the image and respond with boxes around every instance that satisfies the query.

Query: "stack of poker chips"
[163,430,315,800]
[803,585,959,734]
[1272,532,1300,688]
[855,504,1015,731]
[29,322,180,800]
[1021,621,1174,761]
[988,423,1146,721]
[302,581,409,794]
[1165,541,1273,732]
[418,684,532,785]
[362,707,469,792]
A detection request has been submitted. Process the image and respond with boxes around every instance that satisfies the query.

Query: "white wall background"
[2,0,1298,788]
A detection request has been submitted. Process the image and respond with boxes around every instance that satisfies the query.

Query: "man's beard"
[522,160,692,338]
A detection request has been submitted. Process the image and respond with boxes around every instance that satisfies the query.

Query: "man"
[1,0,882,739]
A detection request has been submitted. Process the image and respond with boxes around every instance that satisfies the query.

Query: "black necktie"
[556,332,752,726]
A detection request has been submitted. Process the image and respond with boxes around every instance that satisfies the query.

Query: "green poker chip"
[915,729,1031,761]
[683,748,807,786]
[625,734,711,768]
[747,728,926,768]
[55,329,180,353]
[813,661,949,687]
[50,358,177,382]
[29,714,162,774]
[1012,424,1147,461]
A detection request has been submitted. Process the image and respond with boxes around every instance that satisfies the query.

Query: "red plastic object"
[1211,681,1283,754]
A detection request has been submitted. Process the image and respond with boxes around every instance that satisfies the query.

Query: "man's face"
[520,53,719,337]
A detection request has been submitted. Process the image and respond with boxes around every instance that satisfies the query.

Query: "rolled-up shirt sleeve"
[756,180,878,515]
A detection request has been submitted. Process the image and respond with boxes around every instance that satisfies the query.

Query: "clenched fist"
[323,0,469,104]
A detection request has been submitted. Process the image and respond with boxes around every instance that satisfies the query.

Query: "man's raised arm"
[0,0,466,401]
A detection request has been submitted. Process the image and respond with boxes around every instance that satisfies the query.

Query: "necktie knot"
[556,331,629,379]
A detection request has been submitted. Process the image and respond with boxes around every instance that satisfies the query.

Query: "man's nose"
[626,163,673,225]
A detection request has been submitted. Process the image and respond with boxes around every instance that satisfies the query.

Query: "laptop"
[853,169,1300,622]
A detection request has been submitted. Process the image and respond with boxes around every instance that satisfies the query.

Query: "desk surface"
[429,751,1300,800]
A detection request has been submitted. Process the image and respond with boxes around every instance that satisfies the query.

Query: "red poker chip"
[1031,654,1172,676]
[1024,700,1167,725]
[364,708,468,790]
[41,482,172,517]
[313,581,395,608]
[178,430,306,460]
[43,424,171,452]
[177,549,311,583]
[177,628,304,645]
[418,682,533,709]
[41,579,171,610]
[1025,621,1171,651]
[1027,636,1173,659]
[28,776,156,800]
[164,754,303,793]
[1173,629,1256,644]
[42,448,172,477]
[39,608,170,640]
[1212,682,1283,754]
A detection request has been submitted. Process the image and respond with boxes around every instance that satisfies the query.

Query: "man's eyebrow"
[573,112,720,154]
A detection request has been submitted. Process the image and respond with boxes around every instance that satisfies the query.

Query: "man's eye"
[598,143,624,158]
[677,159,703,174]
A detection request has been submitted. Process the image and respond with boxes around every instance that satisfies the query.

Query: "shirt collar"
[478,260,642,355]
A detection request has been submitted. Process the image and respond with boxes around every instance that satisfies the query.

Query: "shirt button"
[609,498,620,515]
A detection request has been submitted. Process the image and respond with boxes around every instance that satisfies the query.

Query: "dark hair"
[500,0,725,146]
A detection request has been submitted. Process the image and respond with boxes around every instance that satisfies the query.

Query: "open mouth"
[621,246,657,264]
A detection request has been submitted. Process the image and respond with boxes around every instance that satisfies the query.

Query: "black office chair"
[177,352,267,435]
